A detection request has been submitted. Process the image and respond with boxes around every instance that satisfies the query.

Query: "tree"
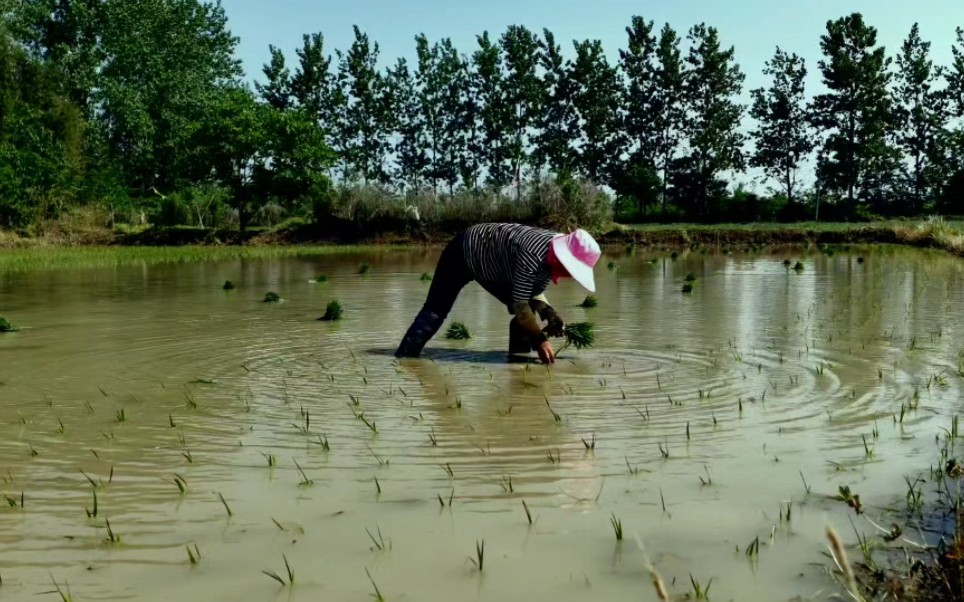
[0,28,86,228]
[678,23,746,219]
[386,56,427,193]
[256,45,293,110]
[256,106,335,214]
[619,18,656,164]
[941,27,964,192]
[96,0,242,193]
[14,0,105,114]
[749,47,813,206]
[500,25,542,198]
[812,13,899,215]
[289,33,345,179]
[414,34,442,194]
[568,38,622,185]
[337,26,393,185]
[617,16,660,214]
[892,23,947,213]
[472,32,511,189]
[949,28,964,119]
[650,24,688,211]
[434,38,471,195]
[197,86,270,232]
[457,54,483,192]
[532,29,577,178]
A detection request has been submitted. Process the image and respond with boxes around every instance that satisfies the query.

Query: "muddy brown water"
[1,245,963,601]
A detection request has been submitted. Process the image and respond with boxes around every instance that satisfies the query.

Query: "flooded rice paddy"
[1,244,963,601]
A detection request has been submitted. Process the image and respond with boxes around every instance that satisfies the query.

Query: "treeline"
[2,2,964,235]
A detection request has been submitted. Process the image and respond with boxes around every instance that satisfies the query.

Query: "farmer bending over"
[395,223,601,364]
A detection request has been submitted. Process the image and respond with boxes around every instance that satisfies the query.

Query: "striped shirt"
[461,223,558,311]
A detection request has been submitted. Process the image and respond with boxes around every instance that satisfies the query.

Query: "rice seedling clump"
[318,300,343,321]
[445,322,471,340]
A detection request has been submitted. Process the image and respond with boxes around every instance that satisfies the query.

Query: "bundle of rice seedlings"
[558,321,595,354]
[263,291,282,303]
[445,322,471,340]
[579,294,599,308]
[0,317,18,332]
[223,280,236,290]
[318,300,343,321]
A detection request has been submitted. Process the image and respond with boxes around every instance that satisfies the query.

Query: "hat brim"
[551,235,596,293]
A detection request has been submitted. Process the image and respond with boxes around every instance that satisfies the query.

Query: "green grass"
[620,219,964,234]
[0,245,411,274]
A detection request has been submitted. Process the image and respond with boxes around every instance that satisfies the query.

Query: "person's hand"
[537,340,556,364]
[543,315,566,338]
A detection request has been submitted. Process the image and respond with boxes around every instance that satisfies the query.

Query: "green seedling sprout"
[0,317,18,332]
[263,291,282,303]
[358,263,371,274]
[186,543,201,565]
[610,513,623,540]
[699,465,712,486]
[262,554,294,586]
[366,526,390,551]
[684,272,697,282]
[745,536,760,557]
[293,459,313,486]
[366,567,385,601]
[689,574,713,599]
[582,433,596,450]
[313,275,328,283]
[86,489,98,518]
[420,272,433,281]
[104,518,120,543]
[522,500,533,524]
[445,322,471,340]
[217,492,232,517]
[793,261,804,272]
[222,280,236,290]
[44,576,73,602]
[318,300,343,321]
[173,473,188,494]
[469,540,484,572]
[579,294,599,308]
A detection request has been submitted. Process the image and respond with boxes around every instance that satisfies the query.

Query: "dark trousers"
[395,233,471,357]
[395,232,541,357]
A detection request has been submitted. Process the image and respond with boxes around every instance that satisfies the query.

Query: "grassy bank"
[0,244,410,274]
[2,218,962,273]
[603,218,964,256]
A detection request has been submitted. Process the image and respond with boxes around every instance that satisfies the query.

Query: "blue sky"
[221,0,963,98]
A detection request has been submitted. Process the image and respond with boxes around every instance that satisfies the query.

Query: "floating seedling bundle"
[318,300,343,321]
[445,322,471,340]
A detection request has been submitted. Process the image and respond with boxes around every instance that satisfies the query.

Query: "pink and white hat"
[551,229,601,292]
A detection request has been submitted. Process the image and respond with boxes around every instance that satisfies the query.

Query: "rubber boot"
[395,308,445,358]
